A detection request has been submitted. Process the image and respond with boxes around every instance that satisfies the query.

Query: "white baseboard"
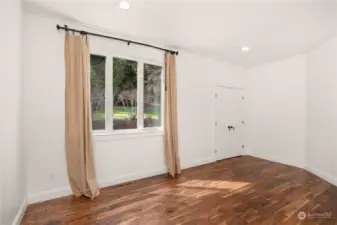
[28,167,167,204]
[248,153,337,188]
[12,199,28,225]
[27,157,218,204]
[247,153,305,169]
[28,186,72,204]
[181,156,216,169]
[305,166,337,187]
[26,156,337,210]
[98,167,168,188]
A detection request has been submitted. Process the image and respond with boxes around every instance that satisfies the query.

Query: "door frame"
[213,85,244,161]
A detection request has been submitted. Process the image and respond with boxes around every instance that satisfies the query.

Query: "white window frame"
[90,53,165,136]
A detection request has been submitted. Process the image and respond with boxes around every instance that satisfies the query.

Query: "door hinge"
[242,145,245,148]
[242,96,244,100]
[215,121,218,126]
[215,149,217,153]
[242,120,245,124]
[215,93,217,98]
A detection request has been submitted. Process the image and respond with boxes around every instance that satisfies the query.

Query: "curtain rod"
[56,24,178,55]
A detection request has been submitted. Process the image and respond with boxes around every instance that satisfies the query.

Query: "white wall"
[245,38,337,188]
[245,37,337,187]
[306,37,337,185]
[23,12,245,203]
[0,0,26,224]
[246,56,307,168]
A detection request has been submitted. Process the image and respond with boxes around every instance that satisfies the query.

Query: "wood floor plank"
[22,156,337,225]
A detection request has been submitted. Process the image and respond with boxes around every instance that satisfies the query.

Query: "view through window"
[90,54,163,132]
[90,55,106,130]
[144,64,162,128]
[113,58,138,130]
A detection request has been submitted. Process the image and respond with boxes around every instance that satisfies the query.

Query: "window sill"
[93,128,164,141]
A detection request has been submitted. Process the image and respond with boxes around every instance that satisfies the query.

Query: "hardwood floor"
[22,156,337,225]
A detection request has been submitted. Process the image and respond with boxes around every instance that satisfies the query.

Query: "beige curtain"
[164,53,181,177]
[64,34,100,199]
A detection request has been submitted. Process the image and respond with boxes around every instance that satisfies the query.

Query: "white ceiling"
[25,0,337,67]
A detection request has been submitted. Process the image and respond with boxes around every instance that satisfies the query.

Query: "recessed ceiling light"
[241,46,250,52]
[119,0,130,10]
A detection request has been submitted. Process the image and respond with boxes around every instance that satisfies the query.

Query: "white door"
[214,87,244,160]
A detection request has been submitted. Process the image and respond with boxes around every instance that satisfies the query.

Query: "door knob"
[228,125,235,131]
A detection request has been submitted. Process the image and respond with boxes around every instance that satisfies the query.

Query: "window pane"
[113,57,138,130]
[144,64,162,128]
[90,55,106,130]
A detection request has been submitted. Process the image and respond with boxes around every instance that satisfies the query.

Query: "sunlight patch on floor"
[149,187,218,198]
[177,180,250,190]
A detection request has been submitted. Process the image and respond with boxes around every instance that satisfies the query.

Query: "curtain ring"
[64,25,69,35]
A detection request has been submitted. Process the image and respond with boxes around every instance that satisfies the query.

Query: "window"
[90,55,106,130]
[144,64,162,128]
[113,58,138,130]
[90,54,163,133]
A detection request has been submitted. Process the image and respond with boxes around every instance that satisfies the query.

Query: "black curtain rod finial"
[56,24,61,30]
